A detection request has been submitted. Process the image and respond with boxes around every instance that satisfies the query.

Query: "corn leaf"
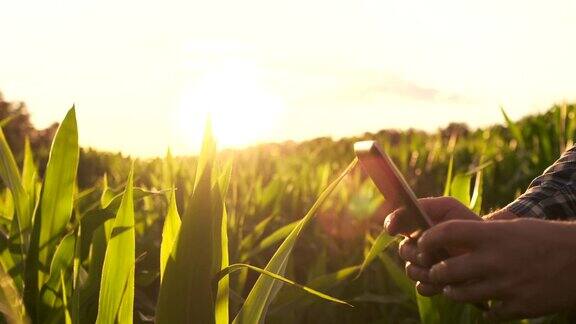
[21,139,38,215]
[449,174,471,206]
[38,107,79,286]
[239,215,274,253]
[501,106,524,148]
[159,190,181,282]
[38,232,75,322]
[357,231,396,278]
[378,254,415,302]
[271,266,360,313]
[242,220,298,260]
[215,204,229,324]
[0,127,30,251]
[95,168,135,324]
[232,159,357,324]
[0,261,29,324]
[215,160,232,324]
[60,272,72,324]
[156,121,223,324]
[469,170,483,214]
[216,264,352,307]
[0,115,17,128]
[443,155,454,196]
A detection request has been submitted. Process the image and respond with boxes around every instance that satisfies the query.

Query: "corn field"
[0,104,574,323]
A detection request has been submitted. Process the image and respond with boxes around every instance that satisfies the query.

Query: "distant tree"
[441,122,470,139]
[0,91,59,171]
[0,92,35,156]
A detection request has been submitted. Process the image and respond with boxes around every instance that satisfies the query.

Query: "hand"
[419,218,576,320]
[384,197,483,296]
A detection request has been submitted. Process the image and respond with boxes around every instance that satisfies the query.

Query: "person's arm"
[503,145,576,219]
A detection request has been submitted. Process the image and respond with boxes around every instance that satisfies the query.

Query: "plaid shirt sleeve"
[504,145,576,220]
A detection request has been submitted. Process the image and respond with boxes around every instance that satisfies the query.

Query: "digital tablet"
[354,140,433,235]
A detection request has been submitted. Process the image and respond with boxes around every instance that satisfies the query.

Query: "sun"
[174,60,285,152]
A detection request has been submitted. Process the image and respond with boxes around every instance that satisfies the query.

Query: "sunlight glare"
[175,61,285,152]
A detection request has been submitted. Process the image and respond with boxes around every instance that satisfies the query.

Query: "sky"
[2,0,576,157]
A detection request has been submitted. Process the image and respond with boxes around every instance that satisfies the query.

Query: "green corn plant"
[155,122,228,324]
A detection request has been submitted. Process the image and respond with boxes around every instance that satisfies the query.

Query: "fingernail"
[417,235,425,248]
[429,263,443,282]
[443,285,453,297]
[428,268,437,282]
[384,215,392,229]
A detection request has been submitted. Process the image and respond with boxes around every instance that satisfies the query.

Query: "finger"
[442,280,506,303]
[418,220,486,254]
[398,238,419,264]
[429,253,489,285]
[405,262,430,282]
[417,197,474,222]
[384,208,417,236]
[398,236,436,267]
[416,252,436,268]
[416,281,443,297]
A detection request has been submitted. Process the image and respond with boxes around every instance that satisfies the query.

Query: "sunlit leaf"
[160,190,181,282]
[216,264,352,307]
[156,120,224,324]
[38,107,79,287]
[501,106,524,148]
[470,169,483,214]
[96,168,135,324]
[0,126,30,252]
[443,155,454,197]
[215,204,229,324]
[38,232,75,322]
[0,261,29,324]
[357,231,396,278]
[449,174,471,206]
[60,272,72,324]
[272,266,360,313]
[242,220,298,260]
